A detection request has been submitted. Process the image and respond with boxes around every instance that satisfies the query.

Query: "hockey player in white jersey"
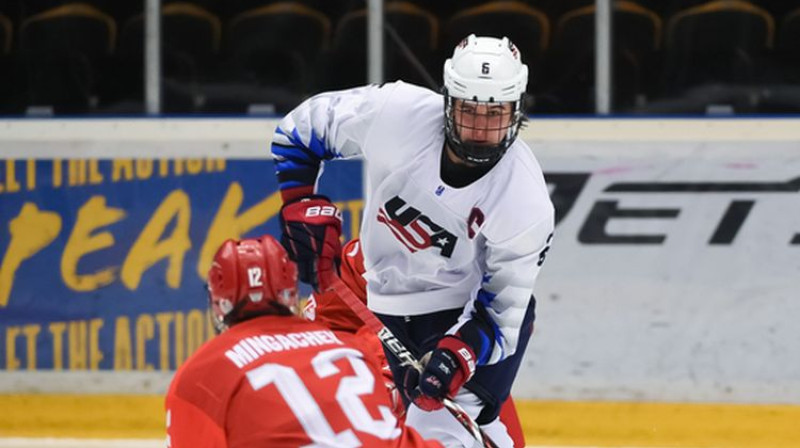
[272,35,554,447]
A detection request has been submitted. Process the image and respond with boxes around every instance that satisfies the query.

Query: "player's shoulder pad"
[479,140,554,242]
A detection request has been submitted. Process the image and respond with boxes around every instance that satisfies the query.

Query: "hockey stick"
[330,279,499,448]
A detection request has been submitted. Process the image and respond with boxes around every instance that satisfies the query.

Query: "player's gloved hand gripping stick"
[329,279,499,448]
[279,195,343,292]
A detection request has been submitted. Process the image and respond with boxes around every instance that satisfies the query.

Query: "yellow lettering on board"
[112,159,134,182]
[52,159,63,188]
[348,200,364,239]
[186,310,206,358]
[0,203,62,307]
[68,321,88,370]
[155,312,173,371]
[198,184,282,279]
[5,327,21,370]
[26,159,36,191]
[159,159,170,177]
[68,160,87,186]
[49,322,67,370]
[121,190,191,290]
[61,196,126,291]
[174,160,185,176]
[22,324,40,370]
[136,160,153,180]
[206,309,215,342]
[174,311,185,367]
[186,159,203,175]
[136,314,155,371]
[89,318,103,370]
[114,316,133,370]
[3,160,21,193]
[335,199,364,240]
[205,159,226,173]
[89,160,103,185]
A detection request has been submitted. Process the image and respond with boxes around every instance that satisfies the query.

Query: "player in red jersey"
[165,235,442,448]
[305,239,527,448]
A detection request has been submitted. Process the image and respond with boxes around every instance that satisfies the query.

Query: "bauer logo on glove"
[279,195,343,292]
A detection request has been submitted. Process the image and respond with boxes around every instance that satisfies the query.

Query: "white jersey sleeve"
[270,83,396,196]
[446,147,555,364]
[458,216,553,364]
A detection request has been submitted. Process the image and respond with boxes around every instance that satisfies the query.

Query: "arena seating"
[545,0,662,112]
[324,1,439,90]
[18,2,116,113]
[0,0,797,115]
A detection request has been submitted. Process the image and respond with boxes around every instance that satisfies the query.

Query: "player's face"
[453,99,513,146]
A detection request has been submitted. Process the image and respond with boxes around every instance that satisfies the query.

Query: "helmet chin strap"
[443,141,476,167]
[440,141,496,189]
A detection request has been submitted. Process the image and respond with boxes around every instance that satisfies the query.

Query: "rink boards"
[1,394,799,447]
[2,118,800,446]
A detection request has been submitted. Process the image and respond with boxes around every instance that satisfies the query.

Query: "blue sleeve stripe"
[488,318,504,361]
[477,331,492,364]
[476,289,497,306]
[308,129,335,159]
[272,143,318,163]
[475,288,507,363]
[288,128,311,152]
[279,128,306,149]
[290,128,334,159]
[495,331,506,361]
[279,127,337,160]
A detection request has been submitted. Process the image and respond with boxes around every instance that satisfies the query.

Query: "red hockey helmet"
[207,235,298,332]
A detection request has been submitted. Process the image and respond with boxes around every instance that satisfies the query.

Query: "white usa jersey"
[271,81,554,364]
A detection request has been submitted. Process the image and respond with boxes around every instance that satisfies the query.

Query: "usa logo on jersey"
[377,196,457,258]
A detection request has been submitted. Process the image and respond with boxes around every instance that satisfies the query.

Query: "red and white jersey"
[272,81,554,364]
[166,315,441,448]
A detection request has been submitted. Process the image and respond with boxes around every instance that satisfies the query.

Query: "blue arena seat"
[115,2,222,111]
[221,0,359,21]
[754,6,800,111]
[0,11,18,113]
[225,1,330,93]
[442,1,549,60]
[325,1,439,90]
[546,0,662,112]
[18,2,116,113]
[660,0,775,95]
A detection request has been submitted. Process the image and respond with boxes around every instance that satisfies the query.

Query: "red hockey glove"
[403,336,476,411]
[279,195,342,292]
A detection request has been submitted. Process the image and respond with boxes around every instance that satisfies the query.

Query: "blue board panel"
[0,158,363,371]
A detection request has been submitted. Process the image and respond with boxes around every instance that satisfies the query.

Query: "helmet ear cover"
[207,236,299,332]
[442,34,528,166]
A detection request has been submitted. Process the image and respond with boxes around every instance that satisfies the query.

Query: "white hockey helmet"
[443,34,528,165]
[444,34,528,102]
